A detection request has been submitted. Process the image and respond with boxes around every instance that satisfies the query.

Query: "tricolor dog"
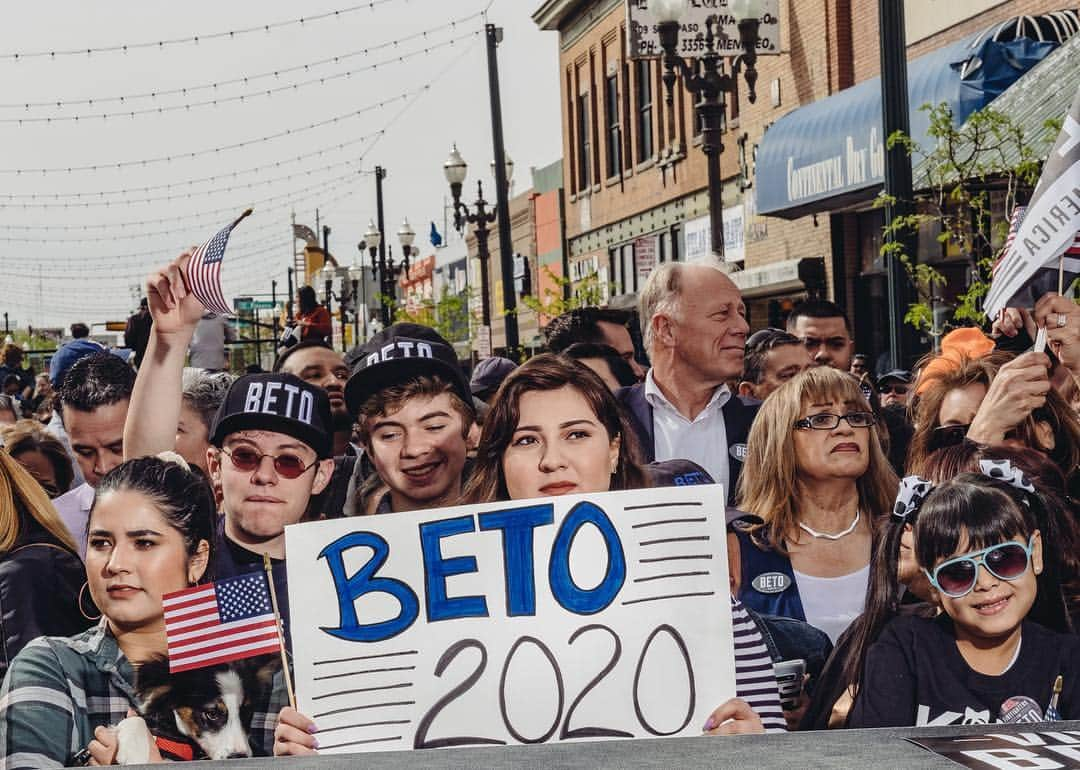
[114,656,279,764]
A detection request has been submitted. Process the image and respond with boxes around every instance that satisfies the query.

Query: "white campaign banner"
[285,485,735,754]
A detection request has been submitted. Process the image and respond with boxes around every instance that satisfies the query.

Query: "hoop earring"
[78,581,102,622]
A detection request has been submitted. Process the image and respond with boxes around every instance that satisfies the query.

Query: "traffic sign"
[234,297,277,311]
[626,0,782,60]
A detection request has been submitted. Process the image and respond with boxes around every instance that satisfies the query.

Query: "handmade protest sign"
[285,485,734,754]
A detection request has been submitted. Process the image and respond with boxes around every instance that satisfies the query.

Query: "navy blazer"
[616,381,760,505]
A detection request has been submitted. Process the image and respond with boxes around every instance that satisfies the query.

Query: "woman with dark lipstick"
[731,367,898,645]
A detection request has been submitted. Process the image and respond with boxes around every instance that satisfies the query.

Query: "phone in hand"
[774,658,807,711]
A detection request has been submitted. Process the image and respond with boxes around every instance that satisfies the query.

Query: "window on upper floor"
[577,92,592,190]
[605,74,622,180]
[636,60,653,162]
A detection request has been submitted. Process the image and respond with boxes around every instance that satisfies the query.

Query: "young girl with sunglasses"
[849,464,1079,727]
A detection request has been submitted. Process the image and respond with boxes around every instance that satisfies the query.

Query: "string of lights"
[0,130,382,201]
[0,32,476,124]
[0,85,426,175]
[0,13,483,111]
[4,154,374,209]
[0,0,406,61]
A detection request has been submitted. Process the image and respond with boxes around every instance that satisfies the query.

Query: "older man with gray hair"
[616,262,759,504]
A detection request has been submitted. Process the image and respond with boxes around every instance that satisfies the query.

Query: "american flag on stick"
[163,572,281,673]
[185,208,254,317]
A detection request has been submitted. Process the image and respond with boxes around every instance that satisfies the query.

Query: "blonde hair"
[0,449,79,554]
[736,366,898,552]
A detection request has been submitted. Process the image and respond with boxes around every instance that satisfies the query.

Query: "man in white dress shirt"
[616,262,759,504]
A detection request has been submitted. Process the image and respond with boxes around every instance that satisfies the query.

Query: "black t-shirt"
[849,614,1080,728]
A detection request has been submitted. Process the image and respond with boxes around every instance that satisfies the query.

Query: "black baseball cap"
[210,372,333,458]
[878,369,912,387]
[344,324,471,415]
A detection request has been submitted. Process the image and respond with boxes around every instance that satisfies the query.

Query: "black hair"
[543,307,631,353]
[742,327,803,384]
[272,338,335,373]
[786,300,851,335]
[2,374,20,388]
[57,352,135,414]
[561,342,638,387]
[297,285,318,316]
[92,457,216,578]
[914,472,1069,632]
[70,323,90,339]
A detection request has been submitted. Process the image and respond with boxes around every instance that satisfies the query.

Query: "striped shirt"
[0,621,287,767]
[731,596,787,731]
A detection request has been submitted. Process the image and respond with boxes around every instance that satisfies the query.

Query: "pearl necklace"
[798,509,860,540]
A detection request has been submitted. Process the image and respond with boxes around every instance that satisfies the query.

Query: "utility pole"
[374,166,391,326]
[878,0,915,369]
[271,280,280,347]
[487,23,519,358]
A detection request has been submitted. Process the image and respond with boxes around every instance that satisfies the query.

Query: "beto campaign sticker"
[729,444,749,462]
[752,573,791,594]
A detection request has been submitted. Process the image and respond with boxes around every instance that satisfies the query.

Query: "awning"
[729,257,826,299]
[912,29,1080,188]
[754,23,1063,219]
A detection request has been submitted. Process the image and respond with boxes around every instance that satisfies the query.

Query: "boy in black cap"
[343,323,475,515]
[124,253,336,624]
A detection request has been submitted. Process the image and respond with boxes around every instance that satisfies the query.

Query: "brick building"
[532,0,1075,367]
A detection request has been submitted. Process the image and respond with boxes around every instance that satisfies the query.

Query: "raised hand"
[145,249,207,337]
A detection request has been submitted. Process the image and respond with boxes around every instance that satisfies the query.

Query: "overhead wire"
[0,0,407,61]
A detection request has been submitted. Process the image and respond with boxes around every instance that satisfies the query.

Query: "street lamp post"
[654,0,762,262]
[348,265,364,343]
[360,218,418,326]
[444,144,514,340]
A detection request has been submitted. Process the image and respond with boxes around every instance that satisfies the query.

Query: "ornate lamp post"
[653,0,762,261]
[348,264,366,344]
[444,144,514,333]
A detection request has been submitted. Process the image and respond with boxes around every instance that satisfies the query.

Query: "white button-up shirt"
[644,370,731,496]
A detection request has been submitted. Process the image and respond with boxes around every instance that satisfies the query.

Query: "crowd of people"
[0,253,1079,764]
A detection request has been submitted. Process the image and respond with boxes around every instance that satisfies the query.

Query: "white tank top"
[792,564,870,644]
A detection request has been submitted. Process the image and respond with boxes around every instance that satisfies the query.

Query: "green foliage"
[880,101,1054,341]
[519,266,610,319]
[393,285,472,344]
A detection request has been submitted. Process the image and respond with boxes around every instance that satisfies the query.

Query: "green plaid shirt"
[0,622,286,767]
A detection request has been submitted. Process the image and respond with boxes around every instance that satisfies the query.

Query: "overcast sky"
[0,0,561,330]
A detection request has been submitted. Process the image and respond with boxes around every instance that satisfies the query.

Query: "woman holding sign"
[463,355,784,736]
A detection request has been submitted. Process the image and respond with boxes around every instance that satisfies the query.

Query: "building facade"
[533,0,1072,366]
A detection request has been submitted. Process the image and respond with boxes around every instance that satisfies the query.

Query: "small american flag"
[163,572,280,673]
[992,205,1027,277]
[186,208,253,317]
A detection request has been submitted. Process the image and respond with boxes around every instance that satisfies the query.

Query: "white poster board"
[285,486,735,754]
[723,204,746,264]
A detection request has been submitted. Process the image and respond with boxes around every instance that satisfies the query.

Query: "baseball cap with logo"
[344,323,471,415]
[210,372,333,458]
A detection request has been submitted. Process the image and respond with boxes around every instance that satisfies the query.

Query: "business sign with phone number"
[626,0,782,60]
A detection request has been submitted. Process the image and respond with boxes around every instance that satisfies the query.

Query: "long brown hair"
[736,366,898,551]
[460,354,647,503]
[0,419,75,497]
[0,449,78,555]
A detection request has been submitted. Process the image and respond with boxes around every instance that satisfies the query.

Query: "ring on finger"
[1058,313,1068,328]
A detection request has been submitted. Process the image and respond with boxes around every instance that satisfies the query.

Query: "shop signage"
[626,0,782,60]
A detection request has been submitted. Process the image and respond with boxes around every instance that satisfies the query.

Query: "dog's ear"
[134,655,173,711]
[243,655,282,695]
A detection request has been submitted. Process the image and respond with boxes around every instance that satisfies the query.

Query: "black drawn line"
[621,591,716,606]
[624,501,704,511]
[313,665,416,681]
[639,554,713,563]
[314,650,419,666]
[318,736,403,750]
[312,720,411,735]
[638,536,710,547]
[632,571,710,583]
[631,517,707,529]
[312,682,413,701]
[311,701,415,720]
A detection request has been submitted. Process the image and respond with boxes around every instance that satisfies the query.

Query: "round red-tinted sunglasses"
[220,447,317,479]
